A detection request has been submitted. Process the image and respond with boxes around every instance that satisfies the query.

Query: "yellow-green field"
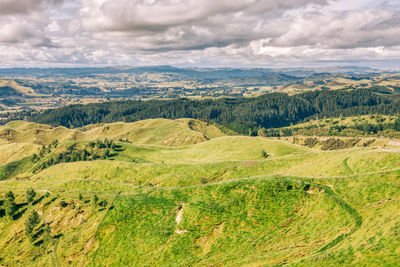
[0,119,399,266]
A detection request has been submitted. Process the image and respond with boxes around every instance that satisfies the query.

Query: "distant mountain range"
[0,65,389,79]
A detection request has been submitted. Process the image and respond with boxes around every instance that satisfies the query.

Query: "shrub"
[98,200,108,207]
[261,150,269,158]
[59,200,68,208]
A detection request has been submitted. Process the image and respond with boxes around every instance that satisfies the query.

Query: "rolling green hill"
[0,118,399,266]
[0,119,226,146]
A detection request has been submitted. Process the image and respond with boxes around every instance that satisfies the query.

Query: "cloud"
[271,8,400,49]
[0,0,64,46]
[1,0,400,68]
[77,0,400,58]
[0,0,63,15]
[80,0,328,51]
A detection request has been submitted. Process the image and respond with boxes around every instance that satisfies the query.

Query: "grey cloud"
[80,0,328,51]
[0,0,63,15]
[1,0,400,68]
[0,0,64,46]
[78,0,400,56]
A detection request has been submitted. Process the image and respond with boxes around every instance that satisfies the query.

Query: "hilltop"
[0,117,399,265]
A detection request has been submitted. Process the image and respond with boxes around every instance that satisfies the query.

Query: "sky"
[0,0,399,68]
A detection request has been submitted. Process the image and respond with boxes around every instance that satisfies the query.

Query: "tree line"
[31,89,399,134]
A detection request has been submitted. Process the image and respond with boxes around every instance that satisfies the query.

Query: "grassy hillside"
[88,179,355,266]
[0,119,399,266]
[0,118,226,147]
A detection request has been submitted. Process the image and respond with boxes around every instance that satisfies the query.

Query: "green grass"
[0,157,32,180]
[0,119,400,266]
[87,179,354,266]
[114,136,309,164]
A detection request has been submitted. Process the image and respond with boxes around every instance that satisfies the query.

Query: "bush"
[59,200,68,208]
[261,150,269,158]
[98,200,108,207]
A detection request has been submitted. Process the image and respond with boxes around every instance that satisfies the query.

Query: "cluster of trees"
[1,188,38,218]
[31,89,398,134]
[32,140,59,163]
[32,139,118,173]
[0,109,38,126]
[0,188,41,243]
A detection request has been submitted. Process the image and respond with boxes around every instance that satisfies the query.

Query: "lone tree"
[93,195,99,206]
[25,210,40,242]
[26,188,36,204]
[4,191,17,218]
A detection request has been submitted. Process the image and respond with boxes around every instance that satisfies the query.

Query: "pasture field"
[0,119,399,266]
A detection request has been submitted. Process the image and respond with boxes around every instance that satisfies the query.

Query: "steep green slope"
[88,179,354,266]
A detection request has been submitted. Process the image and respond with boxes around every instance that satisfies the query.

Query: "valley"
[1,66,400,125]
